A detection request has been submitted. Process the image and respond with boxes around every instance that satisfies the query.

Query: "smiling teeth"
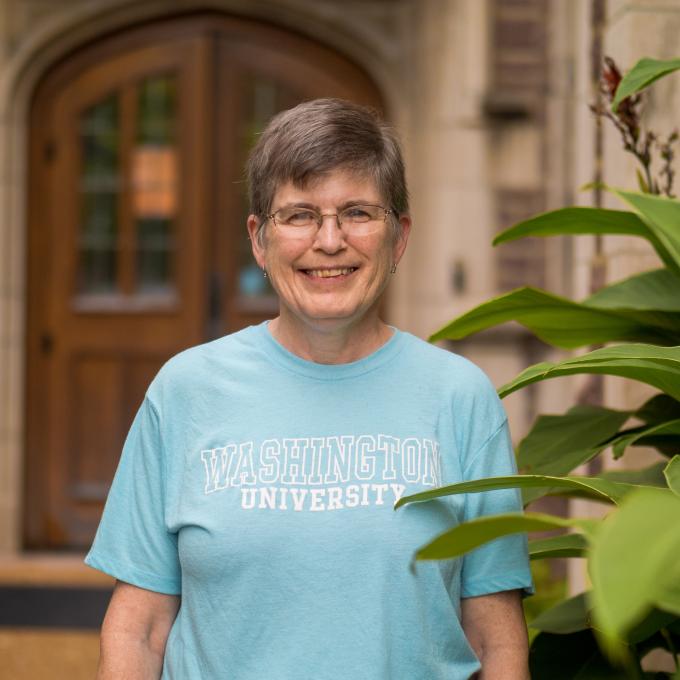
[307,268,355,278]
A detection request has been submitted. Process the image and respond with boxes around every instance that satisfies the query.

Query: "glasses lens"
[275,208,318,227]
[340,205,383,224]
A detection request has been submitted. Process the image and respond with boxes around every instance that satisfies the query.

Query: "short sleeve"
[84,396,181,594]
[460,419,534,598]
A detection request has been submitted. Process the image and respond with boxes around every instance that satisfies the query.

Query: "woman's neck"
[267,314,393,365]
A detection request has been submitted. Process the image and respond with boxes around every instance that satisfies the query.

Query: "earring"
[390,264,397,274]
[263,268,268,278]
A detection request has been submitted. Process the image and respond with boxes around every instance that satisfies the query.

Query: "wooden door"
[25,14,383,550]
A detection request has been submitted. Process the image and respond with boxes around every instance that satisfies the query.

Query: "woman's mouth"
[300,267,358,278]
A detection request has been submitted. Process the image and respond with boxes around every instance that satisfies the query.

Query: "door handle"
[40,332,54,355]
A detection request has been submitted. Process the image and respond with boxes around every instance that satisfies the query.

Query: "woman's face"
[248,169,410,335]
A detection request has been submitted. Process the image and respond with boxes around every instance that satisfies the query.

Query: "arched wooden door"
[25,14,383,550]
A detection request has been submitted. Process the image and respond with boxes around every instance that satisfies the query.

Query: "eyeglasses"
[267,204,393,237]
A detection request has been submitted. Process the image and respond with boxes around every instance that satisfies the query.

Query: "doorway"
[25,13,383,549]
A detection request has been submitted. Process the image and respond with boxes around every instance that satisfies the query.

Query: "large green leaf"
[612,57,680,111]
[635,393,680,424]
[530,592,590,634]
[627,608,680,645]
[410,512,595,562]
[519,400,676,505]
[396,474,640,509]
[520,486,559,508]
[585,269,680,312]
[493,207,649,244]
[599,462,668,488]
[429,287,680,347]
[590,488,680,659]
[529,533,589,560]
[609,419,680,459]
[492,207,680,275]
[615,191,680,273]
[517,405,631,476]
[656,579,680,626]
[498,344,680,401]
[664,456,680,496]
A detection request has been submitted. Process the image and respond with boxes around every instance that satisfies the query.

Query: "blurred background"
[0,0,678,677]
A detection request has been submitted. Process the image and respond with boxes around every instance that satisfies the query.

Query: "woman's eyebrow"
[338,199,373,209]
[278,201,317,210]
[278,198,376,210]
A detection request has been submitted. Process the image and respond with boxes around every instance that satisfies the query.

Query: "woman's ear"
[247,215,266,269]
[392,214,412,266]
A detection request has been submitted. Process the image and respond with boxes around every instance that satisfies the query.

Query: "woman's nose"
[313,214,347,252]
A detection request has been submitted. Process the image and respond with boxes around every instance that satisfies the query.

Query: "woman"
[87,98,533,679]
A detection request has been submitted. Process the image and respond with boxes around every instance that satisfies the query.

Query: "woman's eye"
[287,211,316,224]
[344,207,371,221]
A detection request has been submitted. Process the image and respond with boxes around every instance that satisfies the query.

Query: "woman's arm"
[97,580,180,679]
[461,589,530,679]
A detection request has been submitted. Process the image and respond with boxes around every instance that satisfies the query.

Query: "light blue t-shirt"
[86,322,532,679]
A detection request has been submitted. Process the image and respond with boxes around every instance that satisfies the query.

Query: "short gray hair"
[246,98,409,245]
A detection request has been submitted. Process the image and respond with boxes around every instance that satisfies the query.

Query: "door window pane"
[137,75,176,145]
[133,74,177,294]
[137,216,174,292]
[78,96,119,294]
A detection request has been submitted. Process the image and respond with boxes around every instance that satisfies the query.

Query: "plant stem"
[661,627,680,672]
[642,158,655,195]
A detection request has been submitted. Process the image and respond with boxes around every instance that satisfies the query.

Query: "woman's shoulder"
[397,330,496,392]
[396,331,508,440]
[146,325,260,399]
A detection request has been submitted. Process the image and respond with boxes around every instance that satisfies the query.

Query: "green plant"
[523,559,568,645]
[396,57,680,678]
